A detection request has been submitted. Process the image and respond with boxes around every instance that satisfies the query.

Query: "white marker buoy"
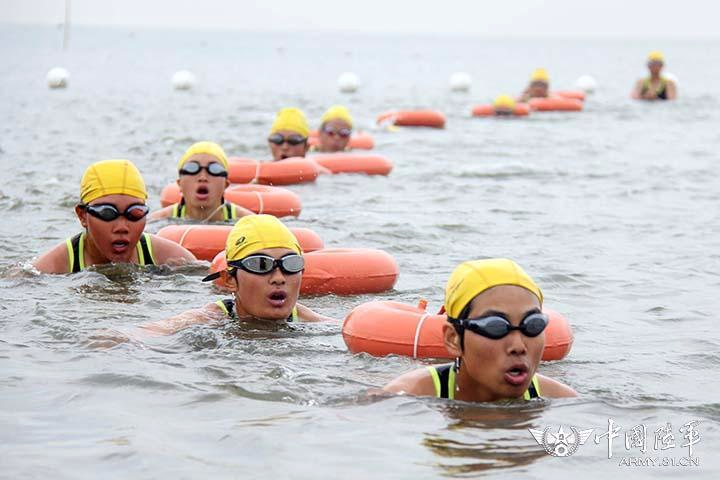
[449,72,472,92]
[172,70,196,91]
[575,75,597,93]
[47,67,69,89]
[338,72,359,93]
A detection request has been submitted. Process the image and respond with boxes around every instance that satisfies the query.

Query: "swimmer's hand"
[85,329,133,349]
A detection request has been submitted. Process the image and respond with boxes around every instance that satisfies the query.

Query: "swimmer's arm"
[236,205,254,217]
[148,234,197,265]
[32,242,70,274]
[631,78,644,99]
[148,205,174,221]
[538,374,578,398]
[296,303,337,323]
[383,368,434,396]
[518,90,530,103]
[666,80,677,100]
[133,302,225,337]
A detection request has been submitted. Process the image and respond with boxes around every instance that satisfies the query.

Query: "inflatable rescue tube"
[227,157,320,185]
[310,153,393,175]
[529,97,584,112]
[376,110,446,129]
[308,131,375,150]
[157,224,324,261]
[209,248,399,295]
[159,183,302,218]
[471,103,531,117]
[552,90,586,102]
[342,300,573,361]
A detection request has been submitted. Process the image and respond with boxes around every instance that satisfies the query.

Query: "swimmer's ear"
[303,142,310,155]
[176,177,181,187]
[443,322,462,358]
[75,204,88,228]
[220,269,237,291]
[224,177,230,189]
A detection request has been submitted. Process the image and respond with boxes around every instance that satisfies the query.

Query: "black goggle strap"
[447,316,466,351]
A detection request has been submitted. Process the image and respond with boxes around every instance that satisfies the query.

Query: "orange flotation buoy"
[471,103,531,117]
[157,224,323,261]
[376,110,446,129]
[529,97,584,112]
[552,90,586,102]
[159,183,302,218]
[227,156,320,185]
[209,248,399,295]
[310,153,393,175]
[342,301,573,361]
[308,131,375,150]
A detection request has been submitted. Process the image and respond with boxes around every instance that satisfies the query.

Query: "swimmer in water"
[150,141,253,222]
[384,259,577,402]
[33,159,196,274]
[268,108,310,161]
[492,95,517,115]
[632,51,677,101]
[316,105,353,153]
[519,68,550,102]
[90,215,334,347]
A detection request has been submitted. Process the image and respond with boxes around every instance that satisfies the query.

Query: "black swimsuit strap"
[70,233,82,273]
[139,234,154,266]
[436,364,452,399]
[222,298,235,318]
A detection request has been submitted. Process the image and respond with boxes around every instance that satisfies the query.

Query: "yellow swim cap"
[320,105,353,128]
[493,94,516,110]
[444,258,543,318]
[226,214,301,262]
[80,159,147,204]
[530,68,550,83]
[177,141,228,170]
[270,108,310,138]
[647,50,665,63]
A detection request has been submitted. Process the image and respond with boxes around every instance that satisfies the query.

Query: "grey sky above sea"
[1,0,718,37]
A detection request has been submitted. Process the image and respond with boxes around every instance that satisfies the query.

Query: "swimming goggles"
[268,133,307,146]
[179,161,228,177]
[232,254,304,275]
[450,312,548,340]
[80,203,150,222]
[322,126,352,138]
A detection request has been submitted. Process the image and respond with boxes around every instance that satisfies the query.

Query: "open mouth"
[280,154,289,160]
[195,185,209,200]
[504,364,529,386]
[111,240,130,254]
[267,291,287,307]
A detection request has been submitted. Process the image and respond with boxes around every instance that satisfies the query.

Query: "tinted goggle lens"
[463,313,548,339]
[268,134,307,146]
[233,254,304,275]
[323,126,352,138]
[179,161,227,177]
[85,204,149,222]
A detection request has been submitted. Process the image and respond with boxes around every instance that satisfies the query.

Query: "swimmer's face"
[318,119,352,153]
[648,61,663,75]
[268,129,309,161]
[444,285,544,402]
[528,81,549,98]
[75,194,147,264]
[177,153,229,214]
[226,247,302,321]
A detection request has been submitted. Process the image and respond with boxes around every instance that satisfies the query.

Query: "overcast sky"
[1,0,717,37]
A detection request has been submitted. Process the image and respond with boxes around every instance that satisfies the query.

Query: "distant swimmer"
[33,160,196,274]
[150,141,253,222]
[268,107,310,161]
[519,68,550,102]
[493,95,517,115]
[383,259,577,402]
[90,215,334,347]
[316,105,353,153]
[632,51,677,101]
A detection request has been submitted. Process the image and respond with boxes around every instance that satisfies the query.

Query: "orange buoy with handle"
[529,97,583,112]
[157,224,324,261]
[209,248,399,295]
[227,157,320,185]
[159,183,301,218]
[376,110,446,129]
[471,103,531,117]
[552,90,586,101]
[308,131,375,150]
[342,300,573,361]
[310,153,393,175]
